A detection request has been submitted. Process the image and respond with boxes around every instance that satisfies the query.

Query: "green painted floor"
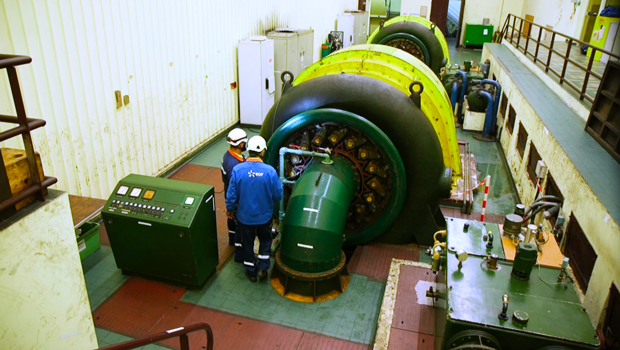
[182,259,384,344]
[189,127,260,168]
[82,246,128,311]
[448,38,483,66]
[457,128,519,215]
[85,247,384,346]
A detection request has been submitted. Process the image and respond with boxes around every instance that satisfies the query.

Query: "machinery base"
[270,250,349,303]
[473,134,496,142]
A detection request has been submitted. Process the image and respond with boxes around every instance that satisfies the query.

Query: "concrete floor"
[503,36,609,108]
[447,38,483,66]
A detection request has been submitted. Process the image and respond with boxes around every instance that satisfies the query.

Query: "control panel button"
[170,209,175,213]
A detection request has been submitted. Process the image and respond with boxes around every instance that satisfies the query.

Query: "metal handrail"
[498,14,620,104]
[0,54,57,214]
[97,323,214,350]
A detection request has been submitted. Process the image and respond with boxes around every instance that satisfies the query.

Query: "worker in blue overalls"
[221,128,247,263]
[225,136,283,282]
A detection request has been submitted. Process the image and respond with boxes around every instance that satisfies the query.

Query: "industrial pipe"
[477,89,495,138]
[279,158,356,273]
[271,157,357,301]
[454,70,467,124]
[523,196,563,217]
[431,230,446,273]
[524,203,560,222]
[480,79,502,132]
[278,147,332,222]
[450,81,459,113]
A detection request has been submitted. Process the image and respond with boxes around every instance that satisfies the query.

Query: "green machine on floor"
[102,174,218,288]
[429,218,600,350]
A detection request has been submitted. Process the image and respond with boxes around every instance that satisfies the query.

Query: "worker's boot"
[245,270,257,283]
[257,270,268,282]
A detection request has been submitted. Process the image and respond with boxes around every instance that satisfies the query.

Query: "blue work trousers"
[238,219,272,277]
[228,216,244,262]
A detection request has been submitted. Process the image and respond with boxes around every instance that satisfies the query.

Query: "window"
[526,143,542,182]
[506,105,516,134]
[565,214,597,291]
[544,172,564,225]
[500,92,508,118]
[516,123,528,158]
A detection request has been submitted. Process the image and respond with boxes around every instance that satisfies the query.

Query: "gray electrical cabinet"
[338,11,369,47]
[267,28,314,102]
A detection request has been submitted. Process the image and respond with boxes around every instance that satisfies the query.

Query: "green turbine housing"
[262,74,452,247]
[280,158,356,273]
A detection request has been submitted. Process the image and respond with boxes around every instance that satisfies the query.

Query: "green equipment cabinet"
[463,24,493,47]
[433,218,601,350]
[102,174,218,288]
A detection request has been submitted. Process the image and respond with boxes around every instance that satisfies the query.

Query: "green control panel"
[434,218,600,350]
[102,174,218,288]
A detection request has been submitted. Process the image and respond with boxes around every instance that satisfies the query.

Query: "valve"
[498,294,509,321]
[486,231,494,249]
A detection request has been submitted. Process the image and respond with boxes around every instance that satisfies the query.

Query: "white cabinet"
[266,29,314,102]
[238,37,275,126]
[337,11,369,47]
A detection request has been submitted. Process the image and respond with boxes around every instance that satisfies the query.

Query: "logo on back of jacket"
[248,170,264,178]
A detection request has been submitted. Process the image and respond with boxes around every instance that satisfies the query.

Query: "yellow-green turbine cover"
[294,44,462,181]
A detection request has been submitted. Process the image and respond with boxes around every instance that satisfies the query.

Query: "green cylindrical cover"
[511,242,538,280]
[280,158,356,273]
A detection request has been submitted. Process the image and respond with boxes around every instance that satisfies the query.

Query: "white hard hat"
[247,136,267,152]
[227,128,248,146]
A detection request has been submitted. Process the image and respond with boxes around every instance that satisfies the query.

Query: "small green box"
[464,24,494,47]
[76,222,101,260]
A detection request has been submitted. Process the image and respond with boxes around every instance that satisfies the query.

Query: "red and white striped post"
[480,175,491,222]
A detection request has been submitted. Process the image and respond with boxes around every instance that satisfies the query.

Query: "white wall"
[521,0,590,39]
[400,0,433,17]
[0,191,97,350]
[460,0,525,44]
[0,0,357,198]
